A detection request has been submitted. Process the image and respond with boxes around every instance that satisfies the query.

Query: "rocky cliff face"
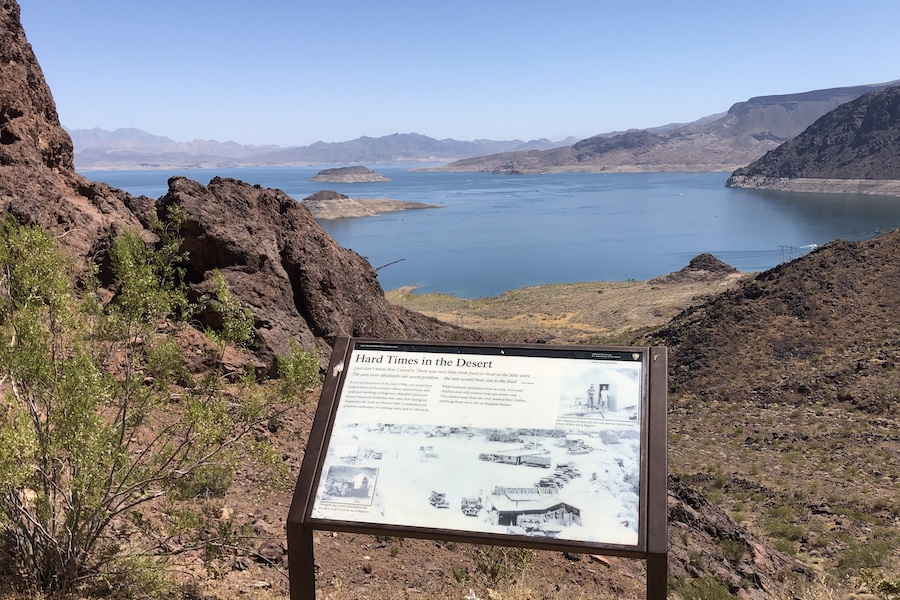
[0,0,152,260]
[727,85,900,191]
[0,0,481,372]
[0,0,70,171]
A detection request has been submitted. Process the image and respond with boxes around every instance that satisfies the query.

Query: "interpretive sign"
[287,338,667,599]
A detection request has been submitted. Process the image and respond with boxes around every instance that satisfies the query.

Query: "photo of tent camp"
[319,465,379,506]
[311,420,642,547]
[557,360,642,422]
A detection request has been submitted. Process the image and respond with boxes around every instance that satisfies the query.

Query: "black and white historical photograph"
[310,346,646,547]
[557,360,643,422]
[312,420,641,546]
[318,465,379,506]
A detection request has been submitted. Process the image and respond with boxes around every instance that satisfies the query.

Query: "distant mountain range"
[430,81,900,174]
[70,80,899,173]
[68,129,580,170]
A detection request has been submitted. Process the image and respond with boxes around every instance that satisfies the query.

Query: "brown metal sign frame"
[287,338,667,598]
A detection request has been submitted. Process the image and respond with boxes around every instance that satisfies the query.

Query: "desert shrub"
[278,341,323,397]
[860,569,900,600]
[766,522,805,542]
[0,218,306,593]
[95,554,198,600]
[468,545,535,589]
[452,564,470,583]
[673,576,738,599]
[773,540,798,556]
[838,538,893,577]
[764,505,805,543]
[720,538,747,563]
[170,463,234,500]
[203,269,255,350]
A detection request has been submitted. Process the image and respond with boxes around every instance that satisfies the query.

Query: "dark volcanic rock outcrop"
[161,176,478,367]
[0,0,70,171]
[309,165,390,183]
[727,85,900,194]
[0,0,481,372]
[667,475,804,599]
[0,0,153,256]
[649,253,739,284]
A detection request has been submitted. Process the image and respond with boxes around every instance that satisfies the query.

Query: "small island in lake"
[308,165,391,183]
[300,190,441,219]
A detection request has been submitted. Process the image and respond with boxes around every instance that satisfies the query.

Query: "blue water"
[82,166,900,298]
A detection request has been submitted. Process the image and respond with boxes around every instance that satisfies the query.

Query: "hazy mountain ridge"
[69,128,579,170]
[70,82,899,173]
[432,81,900,174]
[68,127,281,158]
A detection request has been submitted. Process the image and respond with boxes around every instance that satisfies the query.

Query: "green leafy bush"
[860,569,900,600]
[0,217,307,593]
[278,341,323,397]
[674,576,738,600]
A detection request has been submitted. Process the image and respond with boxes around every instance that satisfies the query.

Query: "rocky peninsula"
[725,175,900,196]
[308,165,390,183]
[300,190,440,219]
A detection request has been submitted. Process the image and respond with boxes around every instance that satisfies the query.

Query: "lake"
[82,166,900,298]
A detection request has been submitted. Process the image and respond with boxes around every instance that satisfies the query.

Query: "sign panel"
[306,340,650,550]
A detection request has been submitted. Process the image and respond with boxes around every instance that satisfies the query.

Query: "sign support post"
[647,344,668,598]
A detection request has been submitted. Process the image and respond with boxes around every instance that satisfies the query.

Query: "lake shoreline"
[82,167,900,298]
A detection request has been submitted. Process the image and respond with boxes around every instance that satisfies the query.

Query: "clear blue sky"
[19,0,900,147]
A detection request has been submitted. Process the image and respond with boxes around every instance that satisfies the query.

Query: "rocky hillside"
[431,83,898,174]
[651,230,900,414]
[727,85,900,194]
[1,2,827,597]
[11,2,900,597]
[641,232,900,594]
[0,0,481,375]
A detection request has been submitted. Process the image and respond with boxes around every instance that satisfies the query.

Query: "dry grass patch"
[387,274,744,345]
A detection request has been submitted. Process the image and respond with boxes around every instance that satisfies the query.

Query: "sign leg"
[647,552,667,599]
[288,524,316,599]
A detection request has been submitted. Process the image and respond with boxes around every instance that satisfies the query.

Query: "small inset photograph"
[319,465,379,506]
[557,362,641,422]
